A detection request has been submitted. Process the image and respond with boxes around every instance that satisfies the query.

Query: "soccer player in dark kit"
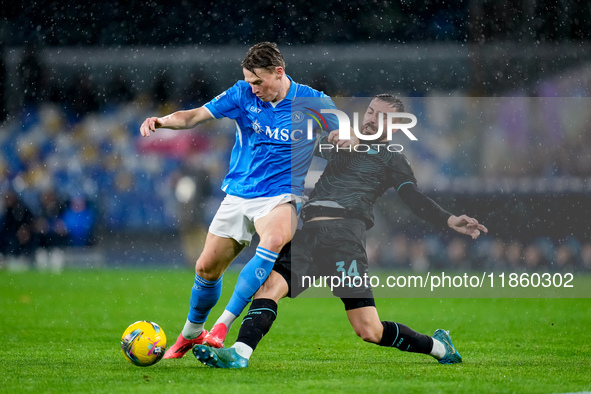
[193,94,488,368]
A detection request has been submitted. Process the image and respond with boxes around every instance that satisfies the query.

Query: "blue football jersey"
[204,76,337,198]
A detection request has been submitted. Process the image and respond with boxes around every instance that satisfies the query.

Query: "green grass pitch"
[1,269,590,393]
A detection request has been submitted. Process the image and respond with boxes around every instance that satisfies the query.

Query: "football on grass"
[120,321,167,366]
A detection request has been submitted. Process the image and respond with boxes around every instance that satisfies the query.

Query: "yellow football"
[120,321,167,367]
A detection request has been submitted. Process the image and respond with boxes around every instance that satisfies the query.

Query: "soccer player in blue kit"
[139,42,342,358]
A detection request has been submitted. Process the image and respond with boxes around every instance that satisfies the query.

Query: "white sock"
[214,310,238,332]
[430,338,446,359]
[231,342,253,359]
[181,319,204,340]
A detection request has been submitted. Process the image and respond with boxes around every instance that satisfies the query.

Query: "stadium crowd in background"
[1,49,591,273]
[0,188,97,269]
[1,17,591,274]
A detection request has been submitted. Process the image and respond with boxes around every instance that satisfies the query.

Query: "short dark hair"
[374,94,405,112]
[241,42,286,75]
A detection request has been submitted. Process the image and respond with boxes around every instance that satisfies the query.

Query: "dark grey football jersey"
[303,137,417,229]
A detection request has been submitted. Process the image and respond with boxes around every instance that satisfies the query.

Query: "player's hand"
[448,214,488,239]
[327,129,358,148]
[140,117,163,137]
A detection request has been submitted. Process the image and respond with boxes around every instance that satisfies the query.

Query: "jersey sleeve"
[203,82,243,119]
[389,153,418,191]
[392,154,452,227]
[320,95,340,132]
[397,183,452,228]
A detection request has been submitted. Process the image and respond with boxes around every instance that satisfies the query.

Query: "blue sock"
[187,273,223,324]
[226,246,279,316]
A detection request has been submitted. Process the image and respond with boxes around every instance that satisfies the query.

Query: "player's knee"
[258,233,288,253]
[353,325,381,344]
[194,259,223,281]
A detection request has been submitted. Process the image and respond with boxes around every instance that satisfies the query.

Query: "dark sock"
[378,321,433,354]
[236,298,278,351]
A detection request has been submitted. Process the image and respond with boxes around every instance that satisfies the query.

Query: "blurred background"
[1,0,590,272]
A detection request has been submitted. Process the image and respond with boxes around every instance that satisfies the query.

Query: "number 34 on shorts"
[335,260,360,277]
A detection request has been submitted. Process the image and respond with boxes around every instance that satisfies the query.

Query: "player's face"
[362,99,394,141]
[243,67,284,102]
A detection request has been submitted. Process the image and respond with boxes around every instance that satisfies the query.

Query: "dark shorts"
[274,218,374,303]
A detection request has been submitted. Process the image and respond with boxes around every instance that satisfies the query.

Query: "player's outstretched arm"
[447,214,488,240]
[140,106,213,137]
[397,183,487,239]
